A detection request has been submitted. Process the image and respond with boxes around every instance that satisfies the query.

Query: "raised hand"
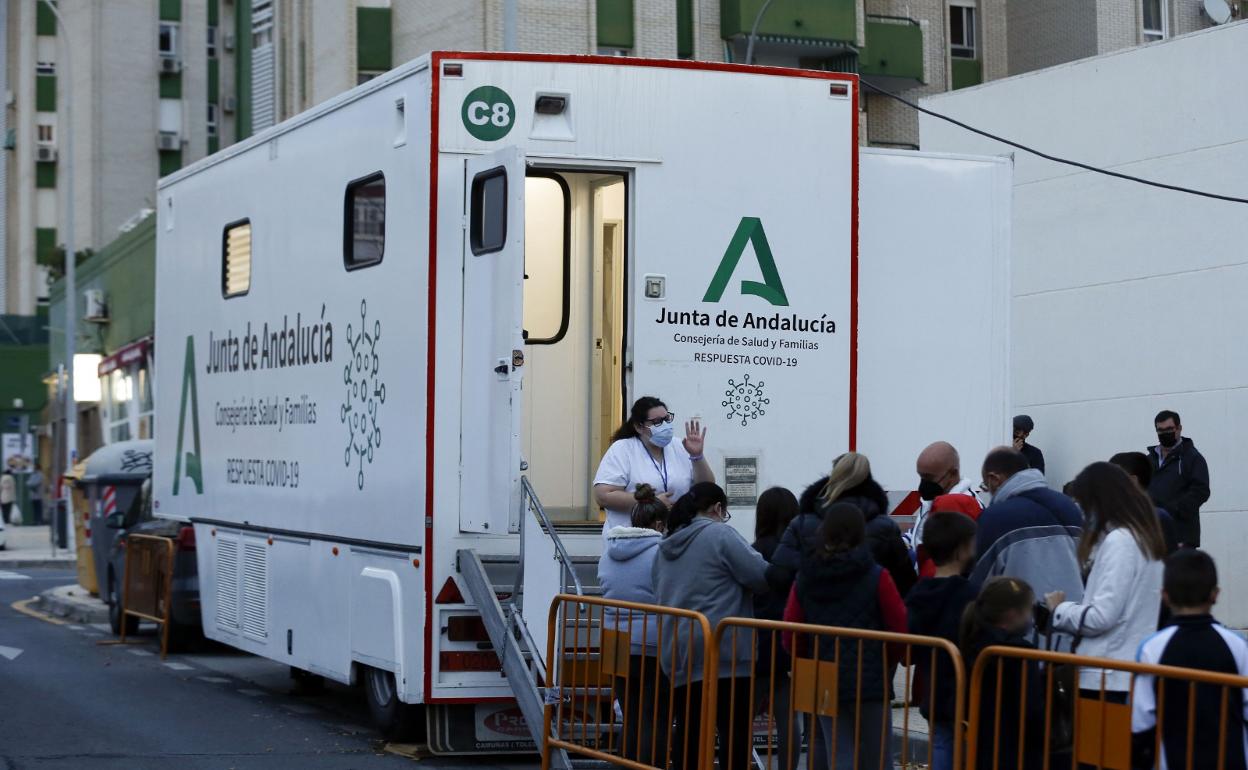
[683,419,707,457]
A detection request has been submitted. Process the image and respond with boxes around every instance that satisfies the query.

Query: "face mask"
[918,477,945,501]
[1157,431,1178,448]
[648,421,674,448]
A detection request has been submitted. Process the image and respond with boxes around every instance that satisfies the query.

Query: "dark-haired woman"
[752,487,801,770]
[781,502,907,770]
[653,482,768,770]
[1044,461,1166,701]
[593,396,713,536]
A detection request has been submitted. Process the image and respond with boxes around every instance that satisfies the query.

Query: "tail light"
[177,525,196,551]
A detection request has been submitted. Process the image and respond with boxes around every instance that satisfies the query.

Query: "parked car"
[105,477,201,646]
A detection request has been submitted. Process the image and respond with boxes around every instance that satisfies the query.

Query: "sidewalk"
[0,524,77,569]
[36,582,110,624]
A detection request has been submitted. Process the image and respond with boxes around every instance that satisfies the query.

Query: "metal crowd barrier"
[968,644,1248,770]
[119,533,176,658]
[715,618,966,770]
[543,594,715,770]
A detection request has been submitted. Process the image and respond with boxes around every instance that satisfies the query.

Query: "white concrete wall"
[919,22,1248,624]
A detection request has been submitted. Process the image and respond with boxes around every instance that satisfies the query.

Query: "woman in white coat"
[592,396,713,535]
[1044,461,1168,700]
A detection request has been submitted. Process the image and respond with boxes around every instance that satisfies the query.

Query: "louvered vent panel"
[215,538,239,631]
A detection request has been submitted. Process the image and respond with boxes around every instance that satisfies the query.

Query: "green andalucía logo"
[173,335,204,495]
[703,217,789,307]
[461,85,515,142]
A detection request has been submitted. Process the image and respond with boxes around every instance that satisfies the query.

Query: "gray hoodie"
[598,526,664,655]
[651,517,769,688]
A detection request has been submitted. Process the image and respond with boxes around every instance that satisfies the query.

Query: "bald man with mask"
[910,442,984,575]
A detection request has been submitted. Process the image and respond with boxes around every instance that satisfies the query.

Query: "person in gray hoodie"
[598,484,670,764]
[652,482,768,770]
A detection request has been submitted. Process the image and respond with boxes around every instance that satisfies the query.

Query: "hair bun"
[634,484,657,503]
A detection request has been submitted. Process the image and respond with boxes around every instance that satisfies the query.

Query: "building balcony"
[951,57,983,90]
[859,15,925,89]
[721,0,857,61]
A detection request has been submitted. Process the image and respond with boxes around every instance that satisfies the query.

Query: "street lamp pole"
[744,0,776,65]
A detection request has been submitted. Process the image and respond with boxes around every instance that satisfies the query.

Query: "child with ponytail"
[961,577,1046,770]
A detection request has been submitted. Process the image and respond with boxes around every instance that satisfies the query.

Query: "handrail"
[520,475,585,597]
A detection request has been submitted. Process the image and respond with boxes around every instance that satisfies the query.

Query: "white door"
[459,147,526,534]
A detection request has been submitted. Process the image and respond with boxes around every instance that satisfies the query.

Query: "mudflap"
[426,702,538,755]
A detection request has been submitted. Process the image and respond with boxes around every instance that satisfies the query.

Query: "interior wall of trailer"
[521,172,626,521]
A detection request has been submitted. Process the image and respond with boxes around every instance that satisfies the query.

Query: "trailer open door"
[459,147,526,534]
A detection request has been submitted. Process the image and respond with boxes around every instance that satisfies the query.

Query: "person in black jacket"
[907,511,979,770]
[1147,410,1211,548]
[771,452,917,598]
[961,577,1047,770]
[1013,415,1046,475]
[750,487,801,770]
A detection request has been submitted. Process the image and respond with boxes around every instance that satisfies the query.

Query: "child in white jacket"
[1044,462,1167,697]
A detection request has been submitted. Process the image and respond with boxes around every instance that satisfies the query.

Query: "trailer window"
[524,174,570,344]
[344,172,386,270]
[222,219,252,298]
[470,168,507,255]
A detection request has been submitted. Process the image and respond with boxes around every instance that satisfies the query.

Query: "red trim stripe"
[424,52,443,704]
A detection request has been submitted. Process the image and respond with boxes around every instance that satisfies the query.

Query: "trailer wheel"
[364,666,421,741]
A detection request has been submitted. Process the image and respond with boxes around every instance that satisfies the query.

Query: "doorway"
[520,170,627,524]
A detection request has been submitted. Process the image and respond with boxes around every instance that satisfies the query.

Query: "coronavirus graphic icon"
[341,299,385,490]
[723,374,768,427]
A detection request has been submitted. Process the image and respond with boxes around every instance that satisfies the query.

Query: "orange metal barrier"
[968,644,1248,770]
[715,618,966,770]
[543,594,715,770]
[119,533,176,658]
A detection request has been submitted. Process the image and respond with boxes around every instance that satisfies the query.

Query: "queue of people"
[592,396,1231,770]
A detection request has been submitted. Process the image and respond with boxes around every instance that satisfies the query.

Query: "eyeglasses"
[645,413,676,427]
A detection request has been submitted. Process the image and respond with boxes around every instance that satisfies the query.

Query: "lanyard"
[638,437,669,492]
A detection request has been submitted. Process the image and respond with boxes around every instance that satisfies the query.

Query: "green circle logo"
[461,86,515,141]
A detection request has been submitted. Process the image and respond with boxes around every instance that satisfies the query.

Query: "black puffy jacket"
[771,475,917,598]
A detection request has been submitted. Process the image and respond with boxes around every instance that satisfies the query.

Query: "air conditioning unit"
[157,132,181,151]
[159,56,183,74]
[36,145,58,162]
[83,289,109,323]
[223,32,235,52]
[222,95,237,113]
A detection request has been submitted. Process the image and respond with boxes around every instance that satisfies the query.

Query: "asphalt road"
[0,568,532,770]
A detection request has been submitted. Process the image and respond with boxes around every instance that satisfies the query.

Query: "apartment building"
[11,0,1236,466]
[3,0,234,315]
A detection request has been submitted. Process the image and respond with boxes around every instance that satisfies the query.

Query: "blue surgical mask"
[648,422,674,448]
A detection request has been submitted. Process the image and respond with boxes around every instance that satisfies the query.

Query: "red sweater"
[781,569,908,656]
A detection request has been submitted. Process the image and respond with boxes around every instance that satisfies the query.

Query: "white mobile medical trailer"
[153,52,1009,751]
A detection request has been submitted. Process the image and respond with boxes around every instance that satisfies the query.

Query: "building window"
[1142,0,1168,41]
[223,219,252,297]
[252,0,274,48]
[344,173,385,269]
[159,22,180,57]
[949,5,977,59]
[207,103,219,137]
[37,124,55,144]
[207,25,219,58]
[36,61,56,76]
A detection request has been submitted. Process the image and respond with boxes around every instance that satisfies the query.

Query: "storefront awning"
[97,336,153,378]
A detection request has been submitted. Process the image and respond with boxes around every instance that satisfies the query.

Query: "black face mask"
[1157,431,1178,449]
[918,478,946,501]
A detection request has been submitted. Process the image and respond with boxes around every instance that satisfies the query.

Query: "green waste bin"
[14,473,34,526]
